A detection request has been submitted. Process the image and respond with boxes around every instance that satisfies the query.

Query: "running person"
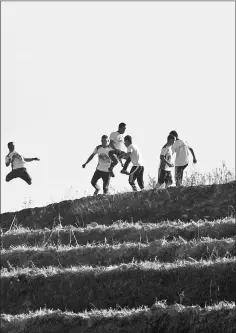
[5,142,40,185]
[82,135,116,195]
[157,134,176,188]
[122,135,144,191]
[169,130,197,187]
[108,122,131,176]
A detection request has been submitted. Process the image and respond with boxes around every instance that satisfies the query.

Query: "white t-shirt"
[172,139,190,166]
[109,131,125,151]
[93,145,113,172]
[5,151,26,170]
[127,144,144,166]
[160,145,174,171]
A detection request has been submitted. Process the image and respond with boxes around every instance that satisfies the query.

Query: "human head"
[169,130,178,140]
[124,135,132,147]
[7,142,15,152]
[118,122,126,134]
[167,134,176,146]
[101,135,109,147]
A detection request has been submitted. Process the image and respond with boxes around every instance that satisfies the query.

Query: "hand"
[34,158,40,161]
[193,158,197,164]
[82,163,86,168]
[168,163,174,167]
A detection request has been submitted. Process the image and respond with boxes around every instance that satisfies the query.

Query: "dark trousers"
[6,168,32,185]
[91,169,111,194]
[108,150,131,170]
[175,164,188,186]
[128,166,144,191]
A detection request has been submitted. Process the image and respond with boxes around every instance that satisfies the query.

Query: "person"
[108,122,131,176]
[169,130,197,187]
[121,135,144,191]
[157,134,176,188]
[5,142,40,185]
[82,135,116,195]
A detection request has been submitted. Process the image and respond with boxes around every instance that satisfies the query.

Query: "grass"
[1,258,236,314]
[1,217,235,249]
[1,237,235,269]
[0,166,235,332]
[1,181,235,230]
[1,301,236,333]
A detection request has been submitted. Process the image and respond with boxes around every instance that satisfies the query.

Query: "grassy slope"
[1,218,235,249]
[1,181,235,230]
[1,258,236,314]
[1,302,236,333]
[1,238,235,269]
[1,180,235,332]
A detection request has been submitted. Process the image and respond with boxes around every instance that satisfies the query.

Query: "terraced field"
[1,181,236,332]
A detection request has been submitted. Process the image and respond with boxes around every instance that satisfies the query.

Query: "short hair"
[7,142,14,148]
[118,122,126,129]
[169,130,178,138]
[101,135,108,139]
[124,135,132,143]
[167,134,175,142]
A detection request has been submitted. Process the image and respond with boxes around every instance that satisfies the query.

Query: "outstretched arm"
[188,147,197,163]
[24,157,40,162]
[82,153,95,168]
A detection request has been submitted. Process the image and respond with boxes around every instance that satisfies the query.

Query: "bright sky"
[1,1,235,213]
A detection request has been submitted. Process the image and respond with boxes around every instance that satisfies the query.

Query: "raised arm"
[82,153,95,168]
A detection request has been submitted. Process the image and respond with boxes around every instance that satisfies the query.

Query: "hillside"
[1,181,236,333]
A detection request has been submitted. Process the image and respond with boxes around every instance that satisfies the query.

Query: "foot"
[120,169,130,175]
[94,189,99,195]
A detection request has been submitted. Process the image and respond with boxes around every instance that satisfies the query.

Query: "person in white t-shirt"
[82,135,116,195]
[157,134,176,188]
[5,142,40,185]
[108,122,131,176]
[169,130,197,186]
[121,135,144,191]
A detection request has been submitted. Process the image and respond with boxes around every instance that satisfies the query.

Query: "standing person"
[121,135,145,191]
[5,142,40,185]
[108,122,131,176]
[82,135,116,195]
[157,134,176,188]
[169,130,197,187]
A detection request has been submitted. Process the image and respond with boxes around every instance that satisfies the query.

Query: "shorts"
[6,168,32,185]
[158,168,173,186]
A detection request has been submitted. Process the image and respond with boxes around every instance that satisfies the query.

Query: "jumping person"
[121,135,144,191]
[5,142,40,185]
[108,122,131,176]
[157,134,176,188]
[169,130,197,187]
[82,135,116,195]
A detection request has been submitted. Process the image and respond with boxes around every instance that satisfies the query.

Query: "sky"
[1,1,235,213]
